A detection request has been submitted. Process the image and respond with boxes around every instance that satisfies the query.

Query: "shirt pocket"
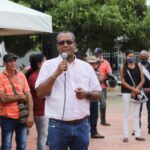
[75,78,89,91]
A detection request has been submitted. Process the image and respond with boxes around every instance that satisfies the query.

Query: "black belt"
[50,116,89,125]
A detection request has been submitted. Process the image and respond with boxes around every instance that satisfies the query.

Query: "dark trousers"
[100,89,107,123]
[90,101,98,135]
[147,96,150,129]
[139,95,150,129]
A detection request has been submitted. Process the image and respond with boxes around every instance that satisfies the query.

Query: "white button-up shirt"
[35,56,101,121]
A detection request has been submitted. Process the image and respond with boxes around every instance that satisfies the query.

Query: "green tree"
[47,0,125,52]
[118,0,149,51]
[4,0,150,56]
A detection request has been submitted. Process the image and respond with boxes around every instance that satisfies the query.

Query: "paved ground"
[89,88,150,150]
[1,87,150,150]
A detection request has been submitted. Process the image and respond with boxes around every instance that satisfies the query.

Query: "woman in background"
[120,50,145,143]
[28,53,48,150]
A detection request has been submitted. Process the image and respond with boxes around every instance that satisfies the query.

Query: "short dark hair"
[30,53,45,71]
[56,31,76,43]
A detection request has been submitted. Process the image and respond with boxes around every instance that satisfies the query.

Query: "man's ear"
[57,44,61,54]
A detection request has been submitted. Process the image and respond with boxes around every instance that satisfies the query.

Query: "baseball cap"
[3,53,18,62]
[94,48,103,55]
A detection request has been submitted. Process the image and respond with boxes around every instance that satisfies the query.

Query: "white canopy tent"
[0,0,53,36]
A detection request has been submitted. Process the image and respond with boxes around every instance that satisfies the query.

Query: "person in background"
[86,55,105,139]
[94,48,112,126]
[139,50,150,134]
[25,54,35,79]
[120,50,145,143]
[28,53,48,150]
[0,53,34,150]
[35,31,102,150]
[75,51,87,61]
[20,64,27,74]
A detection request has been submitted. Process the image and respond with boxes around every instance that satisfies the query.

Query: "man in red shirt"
[95,48,112,126]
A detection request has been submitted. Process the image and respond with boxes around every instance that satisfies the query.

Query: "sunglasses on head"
[58,40,74,46]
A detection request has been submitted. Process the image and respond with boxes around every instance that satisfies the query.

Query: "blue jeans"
[48,118,90,150]
[1,117,28,150]
[34,116,49,150]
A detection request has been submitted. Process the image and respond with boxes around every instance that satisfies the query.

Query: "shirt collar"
[58,54,77,64]
[3,70,19,78]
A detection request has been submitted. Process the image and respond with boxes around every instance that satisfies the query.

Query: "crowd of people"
[0,31,150,150]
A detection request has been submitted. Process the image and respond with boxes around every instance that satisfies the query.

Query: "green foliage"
[48,0,125,52]
[4,0,150,56]
[3,35,41,57]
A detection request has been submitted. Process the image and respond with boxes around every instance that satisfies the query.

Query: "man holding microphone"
[35,31,102,150]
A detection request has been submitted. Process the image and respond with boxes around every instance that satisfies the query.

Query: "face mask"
[141,59,148,65]
[127,58,136,63]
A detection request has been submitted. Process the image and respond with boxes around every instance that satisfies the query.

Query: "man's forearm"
[26,92,33,117]
[0,95,22,103]
[36,73,57,99]
[86,91,102,102]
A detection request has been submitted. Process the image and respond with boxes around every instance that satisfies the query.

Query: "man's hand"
[54,60,68,77]
[17,94,27,102]
[0,93,27,103]
[26,115,34,128]
[74,88,87,100]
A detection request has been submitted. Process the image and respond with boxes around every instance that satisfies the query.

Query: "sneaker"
[91,132,105,139]
[123,138,128,143]
[135,137,145,141]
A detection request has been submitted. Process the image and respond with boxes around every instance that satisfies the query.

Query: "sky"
[147,0,150,5]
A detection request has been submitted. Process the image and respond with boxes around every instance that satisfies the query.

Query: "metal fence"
[103,51,124,73]
[103,51,142,74]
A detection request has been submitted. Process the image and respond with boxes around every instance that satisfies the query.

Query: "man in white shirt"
[35,31,102,150]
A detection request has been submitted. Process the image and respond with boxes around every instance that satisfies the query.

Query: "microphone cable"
[61,52,68,120]
[61,72,67,120]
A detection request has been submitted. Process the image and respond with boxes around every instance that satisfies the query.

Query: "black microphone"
[61,52,68,61]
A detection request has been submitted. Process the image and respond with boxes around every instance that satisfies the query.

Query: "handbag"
[7,76,28,123]
[127,69,148,103]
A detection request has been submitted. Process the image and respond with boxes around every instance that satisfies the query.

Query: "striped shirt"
[0,70,30,119]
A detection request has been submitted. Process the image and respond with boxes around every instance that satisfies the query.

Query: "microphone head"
[61,52,68,60]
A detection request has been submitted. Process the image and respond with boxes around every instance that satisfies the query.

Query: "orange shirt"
[98,59,112,89]
[0,70,30,119]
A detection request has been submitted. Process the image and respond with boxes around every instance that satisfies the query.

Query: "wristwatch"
[86,92,92,99]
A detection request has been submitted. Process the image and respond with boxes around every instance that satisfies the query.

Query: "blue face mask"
[127,58,136,63]
[141,59,148,65]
